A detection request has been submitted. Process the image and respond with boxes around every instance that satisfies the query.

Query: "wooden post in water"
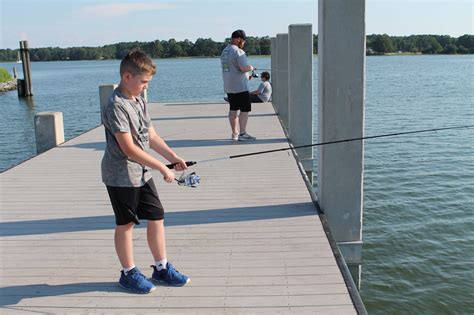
[13,67,17,79]
[18,40,33,97]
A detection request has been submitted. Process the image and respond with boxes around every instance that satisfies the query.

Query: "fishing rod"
[167,124,472,179]
[250,68,285,78]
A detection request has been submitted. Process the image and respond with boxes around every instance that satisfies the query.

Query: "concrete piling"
[288,24,314,181]
[276,33,289,130]
[317,0,366,287]
[99,84,118,118]
[34,112,65,154]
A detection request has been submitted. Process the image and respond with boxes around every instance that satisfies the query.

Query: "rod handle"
[166,161,197,169]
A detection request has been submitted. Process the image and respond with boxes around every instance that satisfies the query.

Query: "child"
[101,49,190,294]
[249,71,272,103]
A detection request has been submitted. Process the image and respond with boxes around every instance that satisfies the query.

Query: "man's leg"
[229,110,239,135]
[239,111,249,134]
[147,219,167,261]
[115,222,135,268]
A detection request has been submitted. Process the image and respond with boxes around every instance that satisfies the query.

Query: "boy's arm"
[250,83,264,95]
[114,131,176,183]
[148,126,188,171]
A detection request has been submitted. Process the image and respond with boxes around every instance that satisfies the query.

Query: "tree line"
[0,34,472,62]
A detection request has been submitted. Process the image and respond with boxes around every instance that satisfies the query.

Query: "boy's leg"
[250,94,263,103]
[106,185,156,294]
[147,219,167,261]
[115,222,135,268]
[148,219,190,286]
[137,180,190,286]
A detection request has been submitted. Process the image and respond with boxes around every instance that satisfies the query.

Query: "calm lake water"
[1,55,473,314]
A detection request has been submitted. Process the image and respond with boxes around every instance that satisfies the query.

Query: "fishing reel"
[250,70,259,78]
[176,171,201,188]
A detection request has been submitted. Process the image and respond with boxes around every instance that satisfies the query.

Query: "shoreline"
[0,80,16,92]
[1,52,473,63]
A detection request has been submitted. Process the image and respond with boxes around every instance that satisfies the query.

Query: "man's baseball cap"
[231,30,247,40]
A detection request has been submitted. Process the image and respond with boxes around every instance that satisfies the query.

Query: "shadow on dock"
[59,137,288,151]
[152,113,277,121]
[0,282,121,307]
[0,202,317,237]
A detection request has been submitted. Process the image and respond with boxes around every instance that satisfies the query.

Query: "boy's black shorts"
[106,178,165,225]
[228,91,251,112]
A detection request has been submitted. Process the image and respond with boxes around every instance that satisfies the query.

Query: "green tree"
[371,34,395,53]
[259,37,271,55]
[457,34,474,53]
[313,34,318,54]
[193,38,219,56]
[1,34,472,62]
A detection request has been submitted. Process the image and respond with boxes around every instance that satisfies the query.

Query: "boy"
[249,71,272,103]
[101,49,190,294]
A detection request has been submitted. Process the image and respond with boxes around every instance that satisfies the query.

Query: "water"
[1,55,473,313]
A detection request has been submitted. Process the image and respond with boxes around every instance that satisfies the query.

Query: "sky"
[1,0,473,49]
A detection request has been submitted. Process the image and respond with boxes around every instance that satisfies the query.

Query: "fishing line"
[167,125,473,170]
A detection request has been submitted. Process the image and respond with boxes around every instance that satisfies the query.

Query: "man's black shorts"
[227,91,251,112]
[106,178,164,225]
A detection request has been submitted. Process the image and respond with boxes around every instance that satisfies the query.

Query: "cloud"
[80,2,176,19]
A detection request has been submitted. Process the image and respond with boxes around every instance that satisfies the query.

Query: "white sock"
[123,265,136,275]
[156,259,168,271]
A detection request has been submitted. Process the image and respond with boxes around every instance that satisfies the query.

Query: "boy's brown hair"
[261,71,270,80]
[120,49,156,76]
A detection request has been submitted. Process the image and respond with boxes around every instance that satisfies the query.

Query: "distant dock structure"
[17,40,33,97]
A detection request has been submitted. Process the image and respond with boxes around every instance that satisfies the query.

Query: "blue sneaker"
[151,262,190,286]
[119,267,156,294]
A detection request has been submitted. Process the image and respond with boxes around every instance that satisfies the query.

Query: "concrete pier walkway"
[0,102,357,314]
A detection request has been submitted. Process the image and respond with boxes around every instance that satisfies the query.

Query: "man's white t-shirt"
[221,44,250,93]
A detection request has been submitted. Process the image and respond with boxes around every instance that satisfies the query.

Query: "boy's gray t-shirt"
[257,81,272,102]
[221,44,250,93]
[101,88,152,187]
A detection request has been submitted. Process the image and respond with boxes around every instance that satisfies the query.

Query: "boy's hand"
[161,168,175,183]
[169,157,188,171]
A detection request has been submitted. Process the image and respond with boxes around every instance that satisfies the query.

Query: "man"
[221,29,256,141]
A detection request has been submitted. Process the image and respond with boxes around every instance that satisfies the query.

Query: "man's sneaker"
[151,262,190,286]
[119,267,156,294]
[238,132,256,141]
[231,133,239,141]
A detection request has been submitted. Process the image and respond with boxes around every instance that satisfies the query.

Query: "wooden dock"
[0,102,358,314]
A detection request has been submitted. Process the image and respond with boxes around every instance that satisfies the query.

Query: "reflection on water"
[18,95,35,108]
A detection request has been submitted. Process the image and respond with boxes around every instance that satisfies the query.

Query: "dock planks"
[0,102,356,314]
